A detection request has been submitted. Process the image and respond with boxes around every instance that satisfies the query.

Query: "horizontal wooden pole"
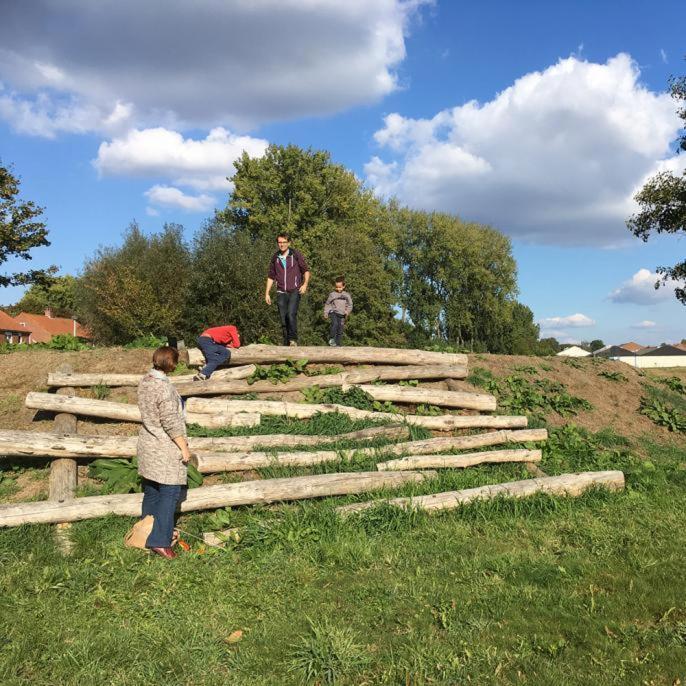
[0,471,433,527]
[174,364,468,397]
[188,344,467,368]
[25,392,259,427]
[191,430,546,473]
[356,384,496,411]
[0,425,410,460]
[186,397,526,431]
[336,470,625,515]
[46,365,257,388]
[376,449,542,471]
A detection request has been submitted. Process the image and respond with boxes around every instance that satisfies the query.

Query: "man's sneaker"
[289,340,298,347]
[328,339,336,346]
[193,372,207,382]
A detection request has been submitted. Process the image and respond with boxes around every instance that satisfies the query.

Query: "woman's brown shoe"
[150,546,176,559]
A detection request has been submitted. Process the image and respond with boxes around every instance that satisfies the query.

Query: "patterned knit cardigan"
[136,369,187,485]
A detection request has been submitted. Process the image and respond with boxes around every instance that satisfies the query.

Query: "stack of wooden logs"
[0,344,624,529]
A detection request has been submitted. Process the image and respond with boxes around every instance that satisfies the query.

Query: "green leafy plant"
[301,386,325,404]
[485,375,591,419]
[91,384,110,400]
[640,397,686,432]
[659,376,686,394]
[561,357,583,369]
[47,334,89,351]
[599,370,627,382]
[124,334,168,349]
[89,458,203,492]
[415,403,442,416]
[372,400,399,413]
[247,359,308,385]
[304,365,343,377]
[398,379,419,387]
[513,364,538,375]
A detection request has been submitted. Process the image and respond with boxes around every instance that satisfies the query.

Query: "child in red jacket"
[193,325,241,381]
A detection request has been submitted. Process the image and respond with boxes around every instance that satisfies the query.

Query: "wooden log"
[46,365,257,388]
[376,449,542,471]
[191,430,546,473]
[367,429,548,460]
[185,412,261,428]
[193,449,344,473]
[174,364,468,397]
[356,384,496,411]
[0,471,433,527]
[50,368,77,504]
[187,343,467,368]
[185,398,527,431]
[0,425,410,460]
[26,392,259,427]
[336,470,626,515]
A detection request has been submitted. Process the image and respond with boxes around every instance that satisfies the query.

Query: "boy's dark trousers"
[197,335,231,378]
[277,290,301,345]
[141,479,186,548]
[329,312,345,346]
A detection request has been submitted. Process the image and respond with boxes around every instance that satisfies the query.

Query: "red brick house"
[13,309,91,344]
[0,310,32,344]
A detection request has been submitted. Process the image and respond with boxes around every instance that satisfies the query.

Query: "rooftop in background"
[619,341,645,352]
[0,310,31,333]
[13,309,91,344]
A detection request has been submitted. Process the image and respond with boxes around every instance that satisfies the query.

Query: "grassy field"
[0,355,685,684]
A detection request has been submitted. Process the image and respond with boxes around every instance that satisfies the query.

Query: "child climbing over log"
[193,324,241,381]
[324,276,353,346]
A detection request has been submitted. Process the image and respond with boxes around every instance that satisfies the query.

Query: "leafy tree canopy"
[0,162,56,289]
[627,62,686,304]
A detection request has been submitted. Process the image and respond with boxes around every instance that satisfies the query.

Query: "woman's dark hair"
[152,346,179,373]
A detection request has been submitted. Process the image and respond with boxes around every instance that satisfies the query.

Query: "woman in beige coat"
[137,346,191,559]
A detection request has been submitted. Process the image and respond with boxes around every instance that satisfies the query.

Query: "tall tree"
[9,275,78,318]
[627,63,686,304]
[76,223,191,344]
[391,207,519,351]
[0,162,56,288]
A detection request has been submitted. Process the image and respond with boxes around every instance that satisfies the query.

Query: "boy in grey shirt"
[323,276,353,346]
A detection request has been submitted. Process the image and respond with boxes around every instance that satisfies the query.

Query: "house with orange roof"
[0,310,31,344]
[13,309,92,344]
[618,341,645,353]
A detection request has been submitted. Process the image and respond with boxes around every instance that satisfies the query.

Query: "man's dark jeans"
[197,335,231,378]
[141,479,186,548]
[277,290,301,345]
[329,313,345,346]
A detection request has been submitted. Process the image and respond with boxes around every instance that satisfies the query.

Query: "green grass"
[0,426,685,684]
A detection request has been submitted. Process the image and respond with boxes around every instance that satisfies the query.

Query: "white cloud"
[660,48,668,64]
[538,313,596,328]
[632,320,657,329]
[144,185,215,213]
[365,54,684,246]
[609,268,679,305]
[94,126,269,191]
[0,0,429,133]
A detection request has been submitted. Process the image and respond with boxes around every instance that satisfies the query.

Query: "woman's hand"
[181,447,192,464]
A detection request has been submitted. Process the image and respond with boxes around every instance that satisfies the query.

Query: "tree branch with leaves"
[627,64,686,304]
[0,163,56,289]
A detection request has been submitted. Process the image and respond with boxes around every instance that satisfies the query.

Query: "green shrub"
[88,458,203,492]
[640,398,686,432]
[47,334,89,351]
[124,334,168,349]
[248,359,308,384]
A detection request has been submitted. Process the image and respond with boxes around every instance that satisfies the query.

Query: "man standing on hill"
[265,233,310,346]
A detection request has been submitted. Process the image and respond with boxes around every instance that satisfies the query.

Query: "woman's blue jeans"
[141,479,186,548]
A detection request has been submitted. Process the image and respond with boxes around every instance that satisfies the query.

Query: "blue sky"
[0,0,684,346]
